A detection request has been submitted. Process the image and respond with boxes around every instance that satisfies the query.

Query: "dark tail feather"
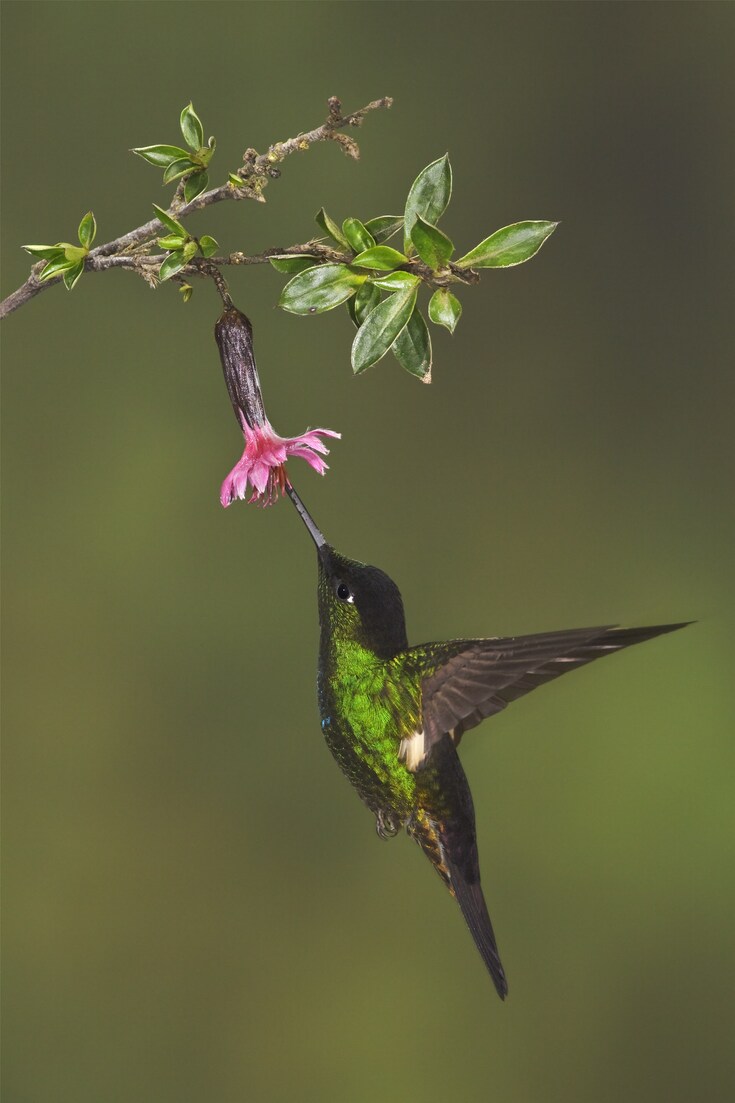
[452,871,508,1000]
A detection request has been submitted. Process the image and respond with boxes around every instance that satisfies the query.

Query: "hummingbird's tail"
[409,802,509,1000]
[450,865,509,1000]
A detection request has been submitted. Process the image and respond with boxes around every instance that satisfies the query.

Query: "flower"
[215,305,340,507]
[220,414,340,507]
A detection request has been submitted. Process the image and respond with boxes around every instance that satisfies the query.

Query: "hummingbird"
[285,483,687,999]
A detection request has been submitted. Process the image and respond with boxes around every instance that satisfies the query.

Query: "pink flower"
[220,413,340,507]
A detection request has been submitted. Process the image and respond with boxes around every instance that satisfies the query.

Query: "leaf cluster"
[22,211,97,290]
[274,155,557,383]
[152,205,218,286]
[132,103,215,203]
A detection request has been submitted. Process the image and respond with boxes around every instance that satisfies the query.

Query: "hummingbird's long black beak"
[285,482,326,551]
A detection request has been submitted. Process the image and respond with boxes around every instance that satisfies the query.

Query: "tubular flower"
[220,415,340,507]
[215,305,340,507]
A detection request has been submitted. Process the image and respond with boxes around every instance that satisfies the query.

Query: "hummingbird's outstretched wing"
[400,622,689,771]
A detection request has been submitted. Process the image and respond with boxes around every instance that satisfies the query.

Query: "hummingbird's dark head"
[317,545,408,658]
[285,482,408,658]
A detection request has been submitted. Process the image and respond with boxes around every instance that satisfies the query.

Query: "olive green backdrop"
[3,3,734,1102]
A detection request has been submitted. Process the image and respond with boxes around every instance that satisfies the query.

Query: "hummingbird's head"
[316,545,408,658]
[286,483,408,658]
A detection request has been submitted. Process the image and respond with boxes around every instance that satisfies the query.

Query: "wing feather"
[405,622,688,770]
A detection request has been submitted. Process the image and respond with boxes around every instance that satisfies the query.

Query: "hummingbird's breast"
[317,651,421,820]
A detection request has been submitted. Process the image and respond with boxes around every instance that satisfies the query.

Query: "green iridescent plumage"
[287,484,688,999]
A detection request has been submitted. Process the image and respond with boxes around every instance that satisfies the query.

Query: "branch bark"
[0,95,392,321]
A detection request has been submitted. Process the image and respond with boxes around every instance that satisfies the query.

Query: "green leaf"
[268,255,320,274]
[63,260,84,291]
[152,204,187,236]
[352,245,409,270]
[404,154,452,254]
[163,157,197,184]
[157,234,188,251]
[77,211,97,250]
[22,244,64,260]
[347,281,380,328]
[456,220,558,269]
[365,215,403,244]
[342,217,375,254]
[159,241,196,282]
[410,215,454,269]
[179,283,193,303]
[159,251,187,281]
[180,102,204,151]
[315,207,350,249]
[428,287,462,334]
[38,255,76,281]
[392,305,432,382]
[198,234,218,258]
[184,170,208,202]
[132,144,190,168]
[199,140,215,167]
[279,263,365,315]
[228,172,245,187]
[351,285,418,374]
[369,271,420,292]
[62,244,87,263]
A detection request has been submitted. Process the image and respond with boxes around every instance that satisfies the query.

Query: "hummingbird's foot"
[375,810,400,840]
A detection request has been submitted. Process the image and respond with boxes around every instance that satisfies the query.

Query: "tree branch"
[0,95,393,321]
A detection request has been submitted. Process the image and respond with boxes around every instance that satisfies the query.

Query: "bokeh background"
[3,3,734,1101]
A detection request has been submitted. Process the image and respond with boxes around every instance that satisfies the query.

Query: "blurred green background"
[3,3,734,1101]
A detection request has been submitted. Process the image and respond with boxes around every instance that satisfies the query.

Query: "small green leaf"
[352,245,409,271]
[184,170,208,202]
[38,255,76,281]
[279,263,366,315]
[456,220,558,269]
[228,172,245,187]
[351,285,418,374]
[269,255,320,274]
[159,251,186,281]
[62,244,87,263]
[22,244,64,260]
[315,207,350,249]
[198,234,218,258]
[410,215,454,269]
[199,141,215,167]
[365,215,403,244]
[179,283,193,303]
[163,157,197,184]
[159,241,196,282]
[392,305,432,382]
[369,271,420,292]
[180,102,204,151]
[132,144,190,168]
[157,234,188,251]
[404,154,452,254]
[63,260,84,291]
[428,287,462,334]
[77,211,97,250]
[152,204,187,236]
[347,281,381,328]
[342,217,375,254]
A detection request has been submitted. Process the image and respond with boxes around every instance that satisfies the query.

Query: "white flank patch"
[399,729,426,772]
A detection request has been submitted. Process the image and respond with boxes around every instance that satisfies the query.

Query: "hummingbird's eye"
[336,582,354,603]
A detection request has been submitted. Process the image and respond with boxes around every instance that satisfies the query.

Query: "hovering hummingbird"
[285,483,686,999]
